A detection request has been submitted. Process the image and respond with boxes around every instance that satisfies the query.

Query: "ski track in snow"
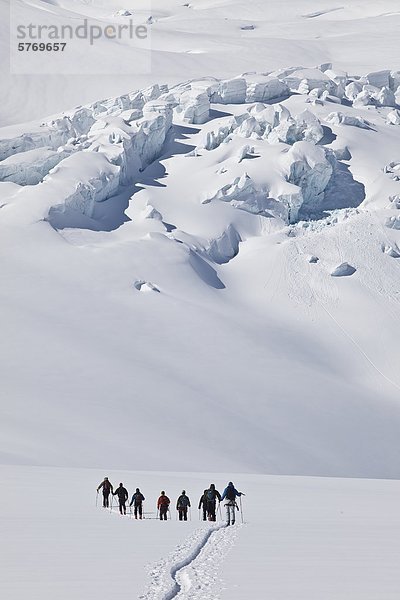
[302,7,344,19]
[139,523,240,600]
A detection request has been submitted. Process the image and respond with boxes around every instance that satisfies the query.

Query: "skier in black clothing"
[205,484,221,521]
[130,488,145,519]
[113,483,129,515]
[97,477,114,508]
[198,489,208,521]
[176,491,191,521]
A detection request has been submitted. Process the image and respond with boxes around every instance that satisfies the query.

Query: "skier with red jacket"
[157,491,170,520]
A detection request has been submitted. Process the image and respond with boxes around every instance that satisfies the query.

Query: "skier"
[205,484,221,521]
[97,477,114,508]
[198,489,208,521]
[176,490,191,521]
[157,491,170,520]
[130,488,145,519]
[220,481,244,526]
[113,483,129,515]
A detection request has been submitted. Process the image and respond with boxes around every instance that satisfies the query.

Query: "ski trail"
[140,523,240,600]
[174,525,240,599]
[317,301,400,392]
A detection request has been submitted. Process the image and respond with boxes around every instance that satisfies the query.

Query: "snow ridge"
[140,523,239,600]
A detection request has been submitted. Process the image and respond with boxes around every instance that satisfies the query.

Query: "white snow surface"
[2,2,400,599]
[2,466,400,600]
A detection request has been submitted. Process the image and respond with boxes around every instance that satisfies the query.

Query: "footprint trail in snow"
[140,523,240,600]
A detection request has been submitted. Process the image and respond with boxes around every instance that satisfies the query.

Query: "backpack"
[206,489,216,502]
[226,486,236,501]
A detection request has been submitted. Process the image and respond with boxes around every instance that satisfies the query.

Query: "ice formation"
[0,65,385,226]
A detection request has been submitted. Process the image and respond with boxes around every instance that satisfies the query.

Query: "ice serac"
[203,173,272,216]
[344,81,363,101]
[351,84,396,108]
[0,147,71,185]
[389,70,400,93]
[174,89,210,124]
[27,152,121,224]
[206,224,242,264]
[244,74,289,103]
[283,68,339,95]
[280,141,333,222]
[268,109,324,144]
[211,78,247,104]
[364,70,391,89]
[200,103,324,150]
[83,102,172,186]
[0,121,74,162]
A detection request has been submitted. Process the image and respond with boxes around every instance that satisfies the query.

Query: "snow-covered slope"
[1,61,400,477]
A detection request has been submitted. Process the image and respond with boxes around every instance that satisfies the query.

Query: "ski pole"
[218,501,222,521]
[239,496,244,524]
[110,494,113,514]
[189,507,192,521]
[96,491,99,507]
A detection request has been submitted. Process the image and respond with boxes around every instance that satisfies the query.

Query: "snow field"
[2,466,400,600]
[2,0,400,125]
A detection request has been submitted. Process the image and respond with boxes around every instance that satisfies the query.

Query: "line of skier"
[96,478,244,525]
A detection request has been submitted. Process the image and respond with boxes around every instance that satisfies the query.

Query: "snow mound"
[142,203,163,221]
[330,262,357,277]
[382,244,400,258]
[384,161,400,182]
[386,215,400,230]
[113,9,133,17]
[325,112,372,130]
[134,280,160,292]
